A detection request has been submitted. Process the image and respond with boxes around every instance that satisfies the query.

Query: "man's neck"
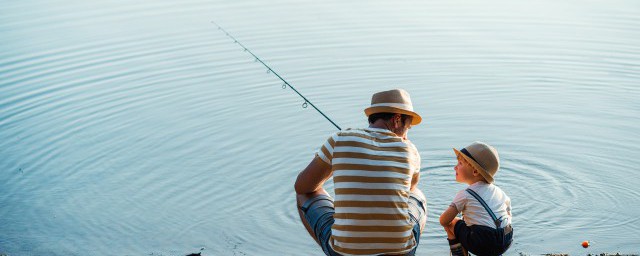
[369,120,402,138]
[369,120,395,134]
[369,121,389,130]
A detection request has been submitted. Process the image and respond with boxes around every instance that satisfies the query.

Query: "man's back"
[317,127,421,255]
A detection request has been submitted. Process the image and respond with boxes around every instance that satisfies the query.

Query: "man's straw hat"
[453,141,500,183]
[364,89,422,125]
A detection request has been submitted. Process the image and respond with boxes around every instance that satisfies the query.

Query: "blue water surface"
[1,0,639,255]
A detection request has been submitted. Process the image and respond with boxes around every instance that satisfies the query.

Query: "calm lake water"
[1,0,639,255]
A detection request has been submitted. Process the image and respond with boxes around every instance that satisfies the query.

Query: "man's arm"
[410,171,420,191]
[294,156,332,194]
[408,142,420,192]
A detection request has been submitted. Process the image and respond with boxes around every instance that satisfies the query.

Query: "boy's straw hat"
[453,141,500,183]
[364,89,422,125]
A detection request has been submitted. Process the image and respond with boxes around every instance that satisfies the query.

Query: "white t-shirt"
[450,181,512,228]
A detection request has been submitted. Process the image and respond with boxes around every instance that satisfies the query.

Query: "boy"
[439,141,513,256]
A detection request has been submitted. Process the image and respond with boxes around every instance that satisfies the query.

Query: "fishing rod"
[211,21,342,130]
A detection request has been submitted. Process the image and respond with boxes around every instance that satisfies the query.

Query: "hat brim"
[364,106,422,125]
[453,148,494,183]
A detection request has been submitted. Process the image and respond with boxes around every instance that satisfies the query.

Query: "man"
[295,89,427,256]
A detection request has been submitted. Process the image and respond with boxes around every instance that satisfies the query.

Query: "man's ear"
[395,114,403,125]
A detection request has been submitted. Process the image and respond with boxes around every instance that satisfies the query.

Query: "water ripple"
[2,0,640,255]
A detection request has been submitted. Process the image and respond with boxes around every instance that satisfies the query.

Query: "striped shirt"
[316,127,421,256]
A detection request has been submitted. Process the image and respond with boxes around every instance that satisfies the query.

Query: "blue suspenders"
[465,188,503,229]
[466,188,514,255]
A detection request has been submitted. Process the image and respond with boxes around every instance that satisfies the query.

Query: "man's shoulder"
[405,140,418,150]
[333,128,366,138]
[337,128,402,140]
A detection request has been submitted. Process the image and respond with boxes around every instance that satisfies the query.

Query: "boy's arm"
[439,205,460,227]
[294,156,332,194]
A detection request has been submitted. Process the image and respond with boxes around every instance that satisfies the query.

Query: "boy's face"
[454,155,476,184]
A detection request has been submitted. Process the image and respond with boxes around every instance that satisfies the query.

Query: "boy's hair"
[368,112,411,125]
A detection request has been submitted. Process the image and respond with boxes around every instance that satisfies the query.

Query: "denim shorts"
[454,220,513,256]
[300,193,427,256]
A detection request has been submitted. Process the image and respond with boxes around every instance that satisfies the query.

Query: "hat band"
[369,103,414,111]
[460,148,479,164]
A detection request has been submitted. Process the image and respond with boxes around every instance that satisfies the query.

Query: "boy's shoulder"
[473,182,511,204]
[454,182,510,202]
[487,183,510,199]
[451,188,472,213]
[452,187,472,202]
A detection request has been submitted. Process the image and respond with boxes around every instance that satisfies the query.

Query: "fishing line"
[212,21,342,130]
